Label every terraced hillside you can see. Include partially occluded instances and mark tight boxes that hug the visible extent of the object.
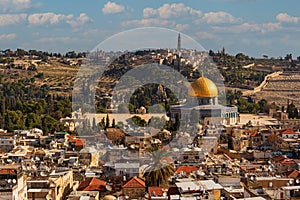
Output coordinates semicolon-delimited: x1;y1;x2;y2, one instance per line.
252;71;300;107
0;58;80;96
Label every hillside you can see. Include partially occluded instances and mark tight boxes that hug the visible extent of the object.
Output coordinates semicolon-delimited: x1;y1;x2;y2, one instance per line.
1;48;300;133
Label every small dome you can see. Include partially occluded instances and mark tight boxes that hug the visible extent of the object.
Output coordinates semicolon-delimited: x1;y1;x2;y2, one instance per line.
188;76;218;98
103;195;117;200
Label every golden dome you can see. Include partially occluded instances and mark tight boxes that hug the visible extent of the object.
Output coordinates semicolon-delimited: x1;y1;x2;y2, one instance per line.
188;76;218;97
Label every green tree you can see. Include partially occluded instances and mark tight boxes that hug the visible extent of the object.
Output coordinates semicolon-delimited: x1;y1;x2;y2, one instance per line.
112;118;116;128
258;99;268;113
99;117;105;129
105;114;110;129
143;149;175;186
287;103;299;119
4;110;24;131
173;114;180;131
92;117;97;128
226;90;235;105
0;99;5;115
127;116;147;127
25;113;38;129
42;115;57;134
285;53;292;61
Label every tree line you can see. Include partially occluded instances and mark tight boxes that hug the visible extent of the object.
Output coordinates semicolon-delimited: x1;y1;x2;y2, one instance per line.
0;78;72;133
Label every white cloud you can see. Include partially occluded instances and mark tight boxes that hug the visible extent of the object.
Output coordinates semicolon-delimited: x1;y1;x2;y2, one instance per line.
201;11;242;24
28;12;73;25
143;3;202;19
0;0;32;12
28;13;92;28
102;1;125;14
0;14;27;26
260;23;282;33
82;29;108;36
212;22;281;34
143;8;158;18
276;13;299;23
37;37;76;43
0;33;17;40
196;32;216;39
121;18;174;27
67;13;92;27
0;12;91;27
175;24;189;31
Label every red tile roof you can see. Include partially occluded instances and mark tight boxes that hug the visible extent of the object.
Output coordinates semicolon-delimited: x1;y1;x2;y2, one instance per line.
175;165;198;174
272;155;287;163
0;169;16;175
288;170;300;179
75;139;84;146
250;131;258;137
281;128;297;135
123;177;145;188
68;135;76;139
281;159;296;165
77;178;106;191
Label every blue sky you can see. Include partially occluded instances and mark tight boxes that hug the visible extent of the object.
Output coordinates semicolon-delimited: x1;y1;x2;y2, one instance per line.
1;0;300;57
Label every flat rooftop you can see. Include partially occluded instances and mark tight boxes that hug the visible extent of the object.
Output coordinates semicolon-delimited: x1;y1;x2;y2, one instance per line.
239;114;278;126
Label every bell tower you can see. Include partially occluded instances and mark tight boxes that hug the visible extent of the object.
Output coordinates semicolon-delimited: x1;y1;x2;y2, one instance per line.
177;33;181;52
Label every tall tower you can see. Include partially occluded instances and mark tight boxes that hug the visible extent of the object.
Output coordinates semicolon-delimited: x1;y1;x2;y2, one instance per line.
177;33;181;52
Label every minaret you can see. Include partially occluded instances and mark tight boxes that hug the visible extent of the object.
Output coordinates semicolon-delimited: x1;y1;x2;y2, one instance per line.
177;33;181;52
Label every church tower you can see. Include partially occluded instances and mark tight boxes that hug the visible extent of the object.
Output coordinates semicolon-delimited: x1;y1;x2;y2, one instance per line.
177;33;181;52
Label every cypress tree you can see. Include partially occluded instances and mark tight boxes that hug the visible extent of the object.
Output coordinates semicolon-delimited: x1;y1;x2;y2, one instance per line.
105;114;110;129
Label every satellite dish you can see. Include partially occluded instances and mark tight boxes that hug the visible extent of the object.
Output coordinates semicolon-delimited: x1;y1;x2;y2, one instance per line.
8;179;12;184
12;179;16;184
106;185;112;191
41;171;47;177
